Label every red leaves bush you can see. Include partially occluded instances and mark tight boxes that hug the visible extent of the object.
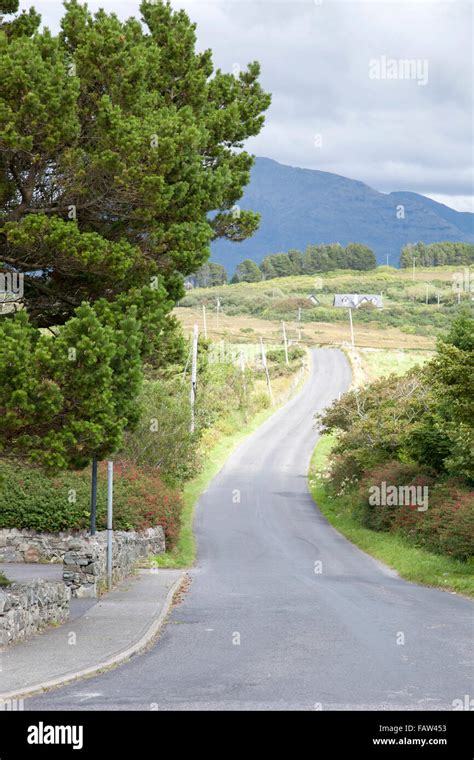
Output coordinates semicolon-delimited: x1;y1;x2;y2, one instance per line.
355;461;474;561
96;461;183;548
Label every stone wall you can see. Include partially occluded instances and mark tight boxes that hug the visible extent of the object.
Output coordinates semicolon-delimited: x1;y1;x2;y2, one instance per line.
0;527;165;598
0;529;84;563
62;527;166;597
0;580;70;647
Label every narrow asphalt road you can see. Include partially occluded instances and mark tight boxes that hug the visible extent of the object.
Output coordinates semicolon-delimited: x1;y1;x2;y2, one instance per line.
28;349;473;710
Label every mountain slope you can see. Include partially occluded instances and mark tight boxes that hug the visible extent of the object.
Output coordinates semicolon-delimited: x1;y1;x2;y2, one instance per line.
211;157;474;271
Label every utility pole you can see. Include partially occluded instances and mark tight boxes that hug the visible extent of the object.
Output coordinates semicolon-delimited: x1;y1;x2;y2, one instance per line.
106;461;113;590
190;324;198;432
282;321;289;365
260;337;274;406
90;457;97;536
202;304;207;339
349;308;355;350
239;349;248;423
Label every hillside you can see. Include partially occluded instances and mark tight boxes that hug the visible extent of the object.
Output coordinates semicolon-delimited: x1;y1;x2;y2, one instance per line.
178;265;473;350
211;158;474;271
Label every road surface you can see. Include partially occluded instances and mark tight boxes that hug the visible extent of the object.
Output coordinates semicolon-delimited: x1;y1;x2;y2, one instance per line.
28;348;473;710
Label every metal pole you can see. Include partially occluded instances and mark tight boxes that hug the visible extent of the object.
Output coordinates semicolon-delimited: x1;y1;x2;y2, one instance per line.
260;337;274;406
349;308;355;349
90;457;97;536
107;461;113;590
202;305;207;339
282;321;289;365
190;323;198;433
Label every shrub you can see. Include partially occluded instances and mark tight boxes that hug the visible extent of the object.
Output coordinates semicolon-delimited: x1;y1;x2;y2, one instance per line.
266;345;305;364
355;461;436;532
0;459;183;548
417;481;474;561
351;463;473;562
118;378;199;485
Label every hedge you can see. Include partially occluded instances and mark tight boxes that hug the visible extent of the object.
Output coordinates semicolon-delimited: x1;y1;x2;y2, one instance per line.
0;460;183;548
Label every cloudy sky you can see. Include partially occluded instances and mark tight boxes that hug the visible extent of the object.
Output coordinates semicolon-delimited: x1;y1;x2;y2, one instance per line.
23;0;473;211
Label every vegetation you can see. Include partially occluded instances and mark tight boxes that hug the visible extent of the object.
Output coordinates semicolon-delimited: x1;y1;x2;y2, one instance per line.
400;242;474;268
0;458;183;547
187;263;227;288
230;242;376;282
316;312;474;564
179;265;474;342
0;0;270;470
309;436;474;597
0;571;11;587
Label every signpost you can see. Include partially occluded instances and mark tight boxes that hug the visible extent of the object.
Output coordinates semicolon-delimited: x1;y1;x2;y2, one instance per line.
190;324;198;432
90;458;97;536
107;461;113;590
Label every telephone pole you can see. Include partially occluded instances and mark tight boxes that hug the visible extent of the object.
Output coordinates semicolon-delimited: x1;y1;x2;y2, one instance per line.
282;321;289;365
348;308;355;350
260;337;274;406
190;324;198;432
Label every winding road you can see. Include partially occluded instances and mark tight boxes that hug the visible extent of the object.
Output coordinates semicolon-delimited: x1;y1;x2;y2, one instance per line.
28;348;473;710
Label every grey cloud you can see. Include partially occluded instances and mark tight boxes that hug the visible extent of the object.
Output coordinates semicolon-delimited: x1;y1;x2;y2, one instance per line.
23;0;473;210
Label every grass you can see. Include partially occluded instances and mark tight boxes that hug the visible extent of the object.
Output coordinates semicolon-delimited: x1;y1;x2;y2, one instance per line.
0;571;11;587
357;347;434;382
151;359;308;568
309;435;474;598
177;263;473;348
176;306;436;351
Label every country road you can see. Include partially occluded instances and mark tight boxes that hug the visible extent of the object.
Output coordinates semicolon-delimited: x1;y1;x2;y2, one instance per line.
28;348;473;711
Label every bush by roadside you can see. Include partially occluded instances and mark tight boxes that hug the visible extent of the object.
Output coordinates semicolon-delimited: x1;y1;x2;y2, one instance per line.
352;462;474;562
0;460;183;549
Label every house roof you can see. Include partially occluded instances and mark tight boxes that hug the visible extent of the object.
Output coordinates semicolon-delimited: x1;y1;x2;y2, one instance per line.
333;293;383;308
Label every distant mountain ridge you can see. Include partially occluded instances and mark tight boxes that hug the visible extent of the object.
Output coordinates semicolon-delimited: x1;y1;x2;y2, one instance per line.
210;157;474;271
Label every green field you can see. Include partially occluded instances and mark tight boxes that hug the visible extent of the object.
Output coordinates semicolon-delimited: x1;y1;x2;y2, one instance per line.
179;265;473;346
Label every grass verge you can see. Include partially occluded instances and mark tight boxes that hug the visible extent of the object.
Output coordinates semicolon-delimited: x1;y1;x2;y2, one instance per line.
151;362;308;569
309;434;474;598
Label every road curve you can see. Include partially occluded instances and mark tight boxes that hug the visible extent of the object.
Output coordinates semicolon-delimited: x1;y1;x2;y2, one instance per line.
29;349;473;710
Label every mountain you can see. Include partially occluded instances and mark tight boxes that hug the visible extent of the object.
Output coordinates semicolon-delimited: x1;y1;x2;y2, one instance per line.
210;157;474;271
